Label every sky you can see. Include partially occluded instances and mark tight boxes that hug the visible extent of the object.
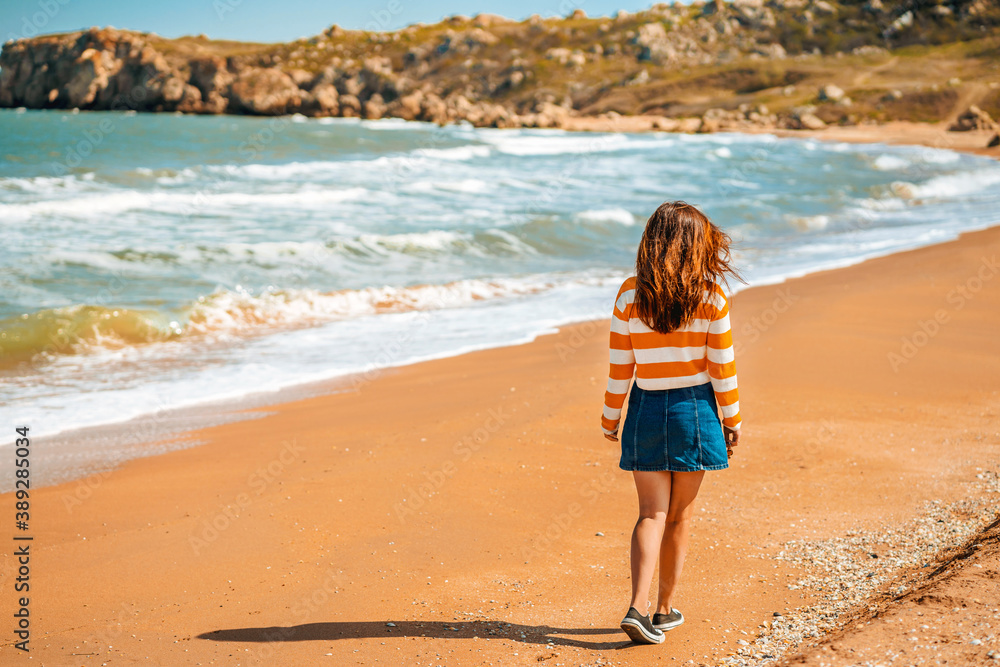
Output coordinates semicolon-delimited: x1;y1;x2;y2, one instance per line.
1;0;675;44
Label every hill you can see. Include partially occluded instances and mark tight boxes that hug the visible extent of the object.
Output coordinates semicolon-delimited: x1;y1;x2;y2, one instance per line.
1;0;998;132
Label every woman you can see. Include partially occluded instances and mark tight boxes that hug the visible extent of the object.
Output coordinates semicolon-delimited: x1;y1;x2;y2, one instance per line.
601;201;743;645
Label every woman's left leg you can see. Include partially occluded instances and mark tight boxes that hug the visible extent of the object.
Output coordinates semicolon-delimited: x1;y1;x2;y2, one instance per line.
628;471;673;613
655;470;705;615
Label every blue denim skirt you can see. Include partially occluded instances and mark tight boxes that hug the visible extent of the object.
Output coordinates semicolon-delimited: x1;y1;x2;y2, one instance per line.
619;382;729;472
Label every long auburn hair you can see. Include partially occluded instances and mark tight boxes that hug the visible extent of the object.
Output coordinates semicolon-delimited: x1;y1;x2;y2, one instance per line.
633;201;743;334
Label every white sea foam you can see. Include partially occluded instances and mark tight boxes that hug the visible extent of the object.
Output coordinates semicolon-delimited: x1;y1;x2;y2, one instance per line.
0;173;94;193
477;129;671;156
353;230;471;254
573;208;637;226
789;214;830;231
209;144;490;181
0;186;371;222
907;170;1000;199
873;154;910;170
403;178;491;194
413;145;491;161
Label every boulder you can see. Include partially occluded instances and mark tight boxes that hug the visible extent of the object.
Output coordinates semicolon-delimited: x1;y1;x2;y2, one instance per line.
472;13;508;28
988;133;999;148
698;116;721;133
811;0;837;15
338;93;362;117
393;90;424;120
313;84;339;112
286;68;314;88
64;48;113;108
949;105;997;132
363;93;387;119
228;67;301;115
652;117;680;131
755;42;786;58
419;93;449;124
797;112;826;129
676;117;703;133
634;22;676;64
175;84;203;113
188;56;233;99
818;84;845;102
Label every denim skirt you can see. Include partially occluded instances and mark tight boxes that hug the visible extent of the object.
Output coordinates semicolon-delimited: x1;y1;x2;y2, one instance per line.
619;382;729;472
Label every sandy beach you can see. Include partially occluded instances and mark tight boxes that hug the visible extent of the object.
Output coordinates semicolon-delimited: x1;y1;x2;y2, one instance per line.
1;204;997;665
563;116;1000;160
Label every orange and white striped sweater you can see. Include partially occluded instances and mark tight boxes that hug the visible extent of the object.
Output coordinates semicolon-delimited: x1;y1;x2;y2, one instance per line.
601;276;741;436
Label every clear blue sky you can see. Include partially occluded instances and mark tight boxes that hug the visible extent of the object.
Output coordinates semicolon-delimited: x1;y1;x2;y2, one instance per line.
2;0;673;44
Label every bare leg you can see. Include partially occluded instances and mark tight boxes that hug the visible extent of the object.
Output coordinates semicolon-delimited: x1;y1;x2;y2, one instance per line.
628;471;672;613
656;470;705;614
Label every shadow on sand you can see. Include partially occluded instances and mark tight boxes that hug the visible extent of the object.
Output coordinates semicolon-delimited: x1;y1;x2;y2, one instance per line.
198;619;634;650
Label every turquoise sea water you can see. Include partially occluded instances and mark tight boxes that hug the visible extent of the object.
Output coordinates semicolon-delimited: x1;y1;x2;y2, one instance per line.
1;109;999;444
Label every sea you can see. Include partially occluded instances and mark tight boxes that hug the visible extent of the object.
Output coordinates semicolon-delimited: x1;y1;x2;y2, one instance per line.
2;109;999;456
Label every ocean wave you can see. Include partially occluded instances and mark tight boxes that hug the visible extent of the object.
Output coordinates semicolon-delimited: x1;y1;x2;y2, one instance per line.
0;304;181;369
402;178;491;194
477;129;673;156
333;228;538;258
413;145;491;161
788;214;830;231
872;155;910;170
0;186;371;222
572;208;637;226
39;226;542;278
0;275;591;367
906;170;1000;199
0;172;95;193
207;144;491;181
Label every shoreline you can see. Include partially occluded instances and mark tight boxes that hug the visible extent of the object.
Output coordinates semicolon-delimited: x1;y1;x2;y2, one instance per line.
560;115;1000;160
10;216;999;489
3;110;999;465
1;224;998;665
7;105;1000;158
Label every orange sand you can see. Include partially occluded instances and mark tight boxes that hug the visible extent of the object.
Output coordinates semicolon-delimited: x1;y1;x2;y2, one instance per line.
1;221;998;665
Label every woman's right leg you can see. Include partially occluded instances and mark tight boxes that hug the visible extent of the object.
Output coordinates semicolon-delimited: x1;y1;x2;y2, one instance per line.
628;470;672;613
655;470;705;615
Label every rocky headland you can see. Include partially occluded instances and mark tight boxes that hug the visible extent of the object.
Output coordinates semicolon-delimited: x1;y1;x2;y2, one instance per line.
1;0;998;140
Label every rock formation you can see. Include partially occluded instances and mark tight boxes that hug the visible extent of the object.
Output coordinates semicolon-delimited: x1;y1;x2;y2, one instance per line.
1;0;997;131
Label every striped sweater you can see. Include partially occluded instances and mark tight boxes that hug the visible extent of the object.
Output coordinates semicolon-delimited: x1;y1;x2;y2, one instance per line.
601;276;742;436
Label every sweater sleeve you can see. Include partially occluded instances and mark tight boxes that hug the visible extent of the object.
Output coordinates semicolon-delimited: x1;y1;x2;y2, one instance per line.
601;281;636;435
706;285;742;431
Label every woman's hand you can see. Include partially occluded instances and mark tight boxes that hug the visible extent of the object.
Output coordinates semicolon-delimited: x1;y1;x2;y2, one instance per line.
604;431;619;442
724;426;740;457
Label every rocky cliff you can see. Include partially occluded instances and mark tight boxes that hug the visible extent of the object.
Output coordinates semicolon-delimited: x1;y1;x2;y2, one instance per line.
1;0;998;130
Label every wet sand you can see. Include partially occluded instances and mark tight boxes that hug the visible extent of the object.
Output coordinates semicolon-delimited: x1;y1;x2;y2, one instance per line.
0;219;998;665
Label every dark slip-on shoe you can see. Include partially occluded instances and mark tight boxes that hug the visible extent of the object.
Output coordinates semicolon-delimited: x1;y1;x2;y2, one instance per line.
620;607;665;645
652;607;684;631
